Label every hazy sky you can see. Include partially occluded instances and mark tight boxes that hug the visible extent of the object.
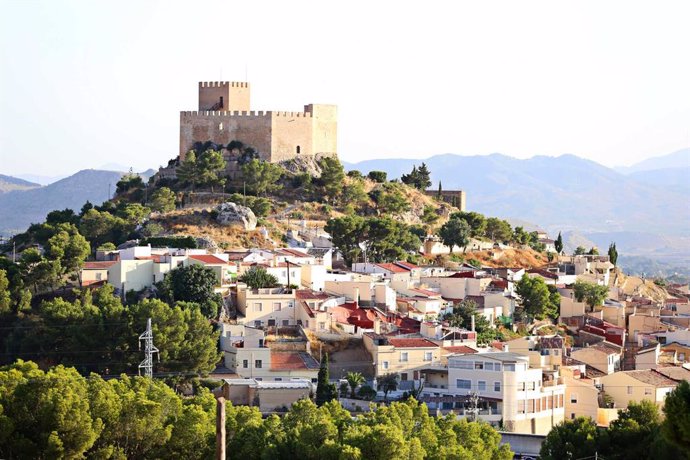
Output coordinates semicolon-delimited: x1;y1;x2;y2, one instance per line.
1;0;689;176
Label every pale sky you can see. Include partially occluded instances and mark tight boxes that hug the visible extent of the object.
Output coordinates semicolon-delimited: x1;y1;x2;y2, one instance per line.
1;0;689;176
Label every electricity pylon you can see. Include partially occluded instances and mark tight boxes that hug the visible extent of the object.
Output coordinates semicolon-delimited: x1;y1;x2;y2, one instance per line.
138;318;159;378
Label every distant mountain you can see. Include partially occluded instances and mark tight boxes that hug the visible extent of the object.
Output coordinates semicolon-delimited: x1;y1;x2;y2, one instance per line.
627;167;690;193
346;152;689;236
616;148;690;174
14;173;68;186
0;175;40;194
0;170;123;236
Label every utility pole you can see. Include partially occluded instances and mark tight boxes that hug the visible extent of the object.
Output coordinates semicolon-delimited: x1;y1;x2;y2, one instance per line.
138;318;159;378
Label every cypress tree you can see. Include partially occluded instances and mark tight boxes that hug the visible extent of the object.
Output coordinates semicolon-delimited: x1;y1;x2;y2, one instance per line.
315;353;337;406
555;232;564;254
437;181;442;199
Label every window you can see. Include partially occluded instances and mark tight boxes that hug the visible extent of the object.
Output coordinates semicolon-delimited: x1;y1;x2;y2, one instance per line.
401;373;408;381
296;145;301;154
267;320;275;327
474;361;484;370
518;400;525;414
400;352;409;362
382;361;389;370
527;381;535;391
571;393;578;403
518;382;526;391
645;387;653;395
282;320;289;326
242;360;248;368
495;363;501;371
273;302;281;311
253;303;262;312
527;399;534;413
95;273;102;281
627;386;633;395
218;122;223;130
275;377;282;381
679;352;686;361
536;398;541;412
478;381;486;391
255;360;262;369
424;352;433;361
504;363;515;372
456;379;471;390
319;322;326;330
254;320;262;327
485;362;494;371
296;319;302;325
559;394;564;407
571;413;576;420
454;361;473;370
288;301;294;308
553;349;560;356
494;381;501;392
282;271;287;277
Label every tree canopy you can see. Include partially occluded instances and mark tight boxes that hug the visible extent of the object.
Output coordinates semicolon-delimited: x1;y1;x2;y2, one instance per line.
515;276;560;320
573;280;609;311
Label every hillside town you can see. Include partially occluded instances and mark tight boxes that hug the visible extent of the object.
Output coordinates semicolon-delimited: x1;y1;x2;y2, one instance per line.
0;77;688;460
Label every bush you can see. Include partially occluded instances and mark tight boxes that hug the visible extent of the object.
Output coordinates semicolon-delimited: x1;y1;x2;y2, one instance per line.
367;170;387;183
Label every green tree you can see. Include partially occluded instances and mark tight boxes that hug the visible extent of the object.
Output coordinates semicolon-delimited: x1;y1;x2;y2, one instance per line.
662;380;690;456
378;373;399;402
369;182;410;216
162;264;222;318
485;217;513;243
241;158;283;196
315;354;337;406
325;215;367;265
421;205;439;225
439;217;471;252
540;417;602;460
79;208;128;248
115;202;151;226
342;177;368;210
0;269;12;315
574;246;587;255
607;400;663;460
608;242;618;266
345;371;365;398
450;211;486;238
45;225;90;281
319;156;346;204
555;232;564;254
515;275;560;320
443;300;495;344
18;248;61;293
573;280;609;312
367;170;387;183
512;226;530;245
197;149;227;192
176;150;200;191
588;246;599;255
363;217;421;263
238;266;279;290
0;361;101;459
150;186;177;213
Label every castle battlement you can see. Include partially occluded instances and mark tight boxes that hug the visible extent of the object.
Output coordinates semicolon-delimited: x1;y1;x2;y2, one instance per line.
198;81;249;88
180;81;336;163
181;110;313;118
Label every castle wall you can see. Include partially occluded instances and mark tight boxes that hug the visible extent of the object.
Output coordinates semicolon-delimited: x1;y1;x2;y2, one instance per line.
198;81;250;112
306;104;338;157
270;111;314;161
179;111;273;160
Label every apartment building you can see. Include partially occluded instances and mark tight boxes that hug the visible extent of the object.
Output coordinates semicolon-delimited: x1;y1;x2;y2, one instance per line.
363;333;442;381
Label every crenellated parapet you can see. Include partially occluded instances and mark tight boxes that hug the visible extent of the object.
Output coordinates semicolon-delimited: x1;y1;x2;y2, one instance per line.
180;110;312;118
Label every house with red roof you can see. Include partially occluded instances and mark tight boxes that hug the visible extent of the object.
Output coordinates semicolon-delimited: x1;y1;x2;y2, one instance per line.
80;261;116;287
188;254;235;284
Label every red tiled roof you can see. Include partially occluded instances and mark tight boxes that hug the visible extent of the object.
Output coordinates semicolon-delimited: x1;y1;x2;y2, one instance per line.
449;271;476;278
394;261;419;270
270;352;320;370
225;251;251;261
410;288;441;297
135;255;163;262
443;345;478;354
295;290;331;300
83;261;117;269
527;268;559;280
189;254;227;265
375;263;409;274
277;248;310;258
388;338;439;348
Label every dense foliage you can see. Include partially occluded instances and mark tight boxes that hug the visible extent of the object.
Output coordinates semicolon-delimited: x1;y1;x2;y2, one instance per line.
157;264;223;319
515;276;560;320
573;279;609;311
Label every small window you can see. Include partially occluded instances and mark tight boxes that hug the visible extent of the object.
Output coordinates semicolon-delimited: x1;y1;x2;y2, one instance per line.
478;381;486;391
474;361;484;370
254;320;262;327
401;373;408;381
95;273;102;281
571;413;576;420
267;319;275;327
242;360;248;368
282;320;289;326
400;352;409;362
275;378;282;381
253;303;263;312
494;381;501;392
382;361;389;370
296;145;301;154
504;363;515;372
627;386;633;395
571;393;578;403
456;379;471;389
485;362;494;371
218;122;223;130
255;360;262;369
319;322;326;330
495;363;501;371
273;302;281;311
424;352;433;361
518;400;525;414
645;387;652;395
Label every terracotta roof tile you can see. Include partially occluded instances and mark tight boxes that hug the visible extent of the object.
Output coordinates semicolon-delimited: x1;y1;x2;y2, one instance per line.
387;338;439;348
375;263;409;274
189;254;227;265
443;346;478;354
83;261;117;269
270;352;320;370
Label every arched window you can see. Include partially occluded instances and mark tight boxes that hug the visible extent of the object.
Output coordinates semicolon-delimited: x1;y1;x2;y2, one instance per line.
296;145;301;154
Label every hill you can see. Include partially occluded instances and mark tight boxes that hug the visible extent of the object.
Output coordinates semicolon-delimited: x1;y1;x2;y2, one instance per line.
627;166;690;193
0;174;40;193
345;153;689;236
0;170;124;236
616;148;690;174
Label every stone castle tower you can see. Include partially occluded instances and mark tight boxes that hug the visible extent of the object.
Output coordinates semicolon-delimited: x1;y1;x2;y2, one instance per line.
179;82;337;162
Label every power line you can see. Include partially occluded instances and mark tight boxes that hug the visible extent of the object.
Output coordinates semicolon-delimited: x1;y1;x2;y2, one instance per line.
138;317;159;378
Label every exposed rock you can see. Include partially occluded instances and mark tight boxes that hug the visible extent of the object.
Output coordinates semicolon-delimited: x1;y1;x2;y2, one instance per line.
195;235;219;250
279;156;323;178
215;202;257;230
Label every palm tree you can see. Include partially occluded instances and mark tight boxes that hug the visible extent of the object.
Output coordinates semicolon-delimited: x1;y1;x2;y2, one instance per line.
346;371;365;398
378;373;399;403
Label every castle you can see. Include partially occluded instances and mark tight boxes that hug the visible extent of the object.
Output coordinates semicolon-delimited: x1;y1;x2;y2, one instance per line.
179;82;338;163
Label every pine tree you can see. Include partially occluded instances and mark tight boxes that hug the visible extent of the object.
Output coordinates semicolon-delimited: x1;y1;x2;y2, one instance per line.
315;353;337;406
555;232;564;254
437;181;442;199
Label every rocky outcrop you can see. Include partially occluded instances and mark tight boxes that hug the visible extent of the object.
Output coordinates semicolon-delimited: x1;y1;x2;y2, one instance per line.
215;202;257;230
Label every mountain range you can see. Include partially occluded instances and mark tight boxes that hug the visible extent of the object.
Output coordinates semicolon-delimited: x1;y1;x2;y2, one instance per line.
0;174;40;193
0;170;124;236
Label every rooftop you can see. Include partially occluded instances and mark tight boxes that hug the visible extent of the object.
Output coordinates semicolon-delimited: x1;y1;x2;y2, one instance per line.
83;261;117;269
270;352;320;371
189;254;228;265
619;369;678;387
